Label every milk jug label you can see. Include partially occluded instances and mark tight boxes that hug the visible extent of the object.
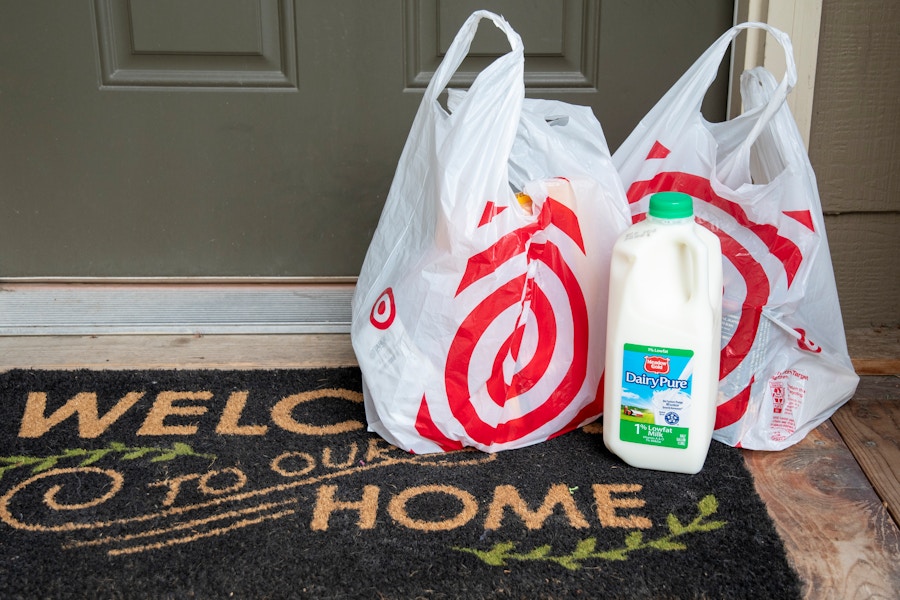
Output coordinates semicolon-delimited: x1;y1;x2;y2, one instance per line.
619;343;693;449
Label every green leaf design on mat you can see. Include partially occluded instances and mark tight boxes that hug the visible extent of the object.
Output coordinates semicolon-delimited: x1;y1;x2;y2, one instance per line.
455;494;727;571
0;442;216;480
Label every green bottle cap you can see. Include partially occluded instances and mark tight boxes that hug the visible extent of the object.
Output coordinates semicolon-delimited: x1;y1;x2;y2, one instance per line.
648;192;693;219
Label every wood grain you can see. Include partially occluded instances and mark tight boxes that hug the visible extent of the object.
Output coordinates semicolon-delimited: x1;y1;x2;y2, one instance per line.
0;334;359;371
2;329;894;372
846;327;900;376
743;420;900;599
830;376;900;526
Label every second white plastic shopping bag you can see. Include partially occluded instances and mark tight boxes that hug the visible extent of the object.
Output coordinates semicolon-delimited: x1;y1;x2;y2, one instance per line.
613;23;859;450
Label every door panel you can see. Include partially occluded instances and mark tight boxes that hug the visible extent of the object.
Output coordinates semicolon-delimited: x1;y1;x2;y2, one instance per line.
97;0;297;88
0;1;732;278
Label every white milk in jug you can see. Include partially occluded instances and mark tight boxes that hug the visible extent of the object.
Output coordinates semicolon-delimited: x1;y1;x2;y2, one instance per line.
603;192;723;474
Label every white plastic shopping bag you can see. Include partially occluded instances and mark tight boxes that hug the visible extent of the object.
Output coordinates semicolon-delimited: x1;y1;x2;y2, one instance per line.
351;11;630;453
613;22;859;450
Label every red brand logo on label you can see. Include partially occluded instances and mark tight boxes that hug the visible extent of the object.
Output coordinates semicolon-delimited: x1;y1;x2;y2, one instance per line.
644;356;670;374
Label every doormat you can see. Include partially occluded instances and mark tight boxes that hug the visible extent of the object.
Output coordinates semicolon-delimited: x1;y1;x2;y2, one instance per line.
0;369;801;599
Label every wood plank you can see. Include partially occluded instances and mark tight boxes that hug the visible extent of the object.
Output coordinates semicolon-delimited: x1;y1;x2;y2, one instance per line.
0;334;359;371
853;359;900;377
1;326;893;372
743;419;900;599
845;327;900;376
830;376;900;526
840;373;900;402
832;400;900;526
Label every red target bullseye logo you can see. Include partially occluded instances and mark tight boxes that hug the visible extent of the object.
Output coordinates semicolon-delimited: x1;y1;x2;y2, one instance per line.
415;196;592;450
625;162;810;431
370;288;396;330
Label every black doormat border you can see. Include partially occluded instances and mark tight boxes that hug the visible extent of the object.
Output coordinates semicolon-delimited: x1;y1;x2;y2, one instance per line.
0;368;801;599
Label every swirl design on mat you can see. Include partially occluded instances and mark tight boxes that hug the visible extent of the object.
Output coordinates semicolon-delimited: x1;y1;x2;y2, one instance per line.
417;189;590;449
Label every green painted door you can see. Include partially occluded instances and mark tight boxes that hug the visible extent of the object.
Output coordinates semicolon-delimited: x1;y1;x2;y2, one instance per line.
0;1;733;278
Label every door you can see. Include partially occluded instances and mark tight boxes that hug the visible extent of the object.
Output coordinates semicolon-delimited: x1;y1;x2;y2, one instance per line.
0;1;733;331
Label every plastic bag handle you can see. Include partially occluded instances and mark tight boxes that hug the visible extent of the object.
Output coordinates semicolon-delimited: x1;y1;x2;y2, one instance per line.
717;23;797;171
424;10;524;105
696;22;797;109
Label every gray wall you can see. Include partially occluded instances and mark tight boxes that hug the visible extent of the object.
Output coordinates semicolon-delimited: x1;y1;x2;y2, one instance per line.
810;0;900;328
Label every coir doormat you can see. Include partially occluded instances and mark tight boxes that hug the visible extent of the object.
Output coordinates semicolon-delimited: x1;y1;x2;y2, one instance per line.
0;369;801;599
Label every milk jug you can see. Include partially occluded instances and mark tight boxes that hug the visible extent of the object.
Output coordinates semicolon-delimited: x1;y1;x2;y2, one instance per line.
603;192;723;474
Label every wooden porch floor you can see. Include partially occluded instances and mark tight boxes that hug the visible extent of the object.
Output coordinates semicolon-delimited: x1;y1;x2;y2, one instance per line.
1;327;897;598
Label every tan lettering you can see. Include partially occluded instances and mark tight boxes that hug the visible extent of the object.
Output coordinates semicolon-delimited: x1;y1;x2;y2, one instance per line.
149;473;201;507
148;467;247;507
388;485;478;531
592;484;652;529
484;484;589;530
365;437;396;463
270;451;316;478
215;391;268;435
198;467;247;496
18;391;144;439
271;389;364;435
321;443;359;469
137;391;213;436
311;484;379;531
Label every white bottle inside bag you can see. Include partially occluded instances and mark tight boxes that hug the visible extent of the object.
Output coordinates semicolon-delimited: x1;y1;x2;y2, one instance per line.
603;192;723;474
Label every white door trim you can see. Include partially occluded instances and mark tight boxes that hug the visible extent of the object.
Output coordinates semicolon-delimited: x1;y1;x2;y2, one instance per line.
731;0;823;148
